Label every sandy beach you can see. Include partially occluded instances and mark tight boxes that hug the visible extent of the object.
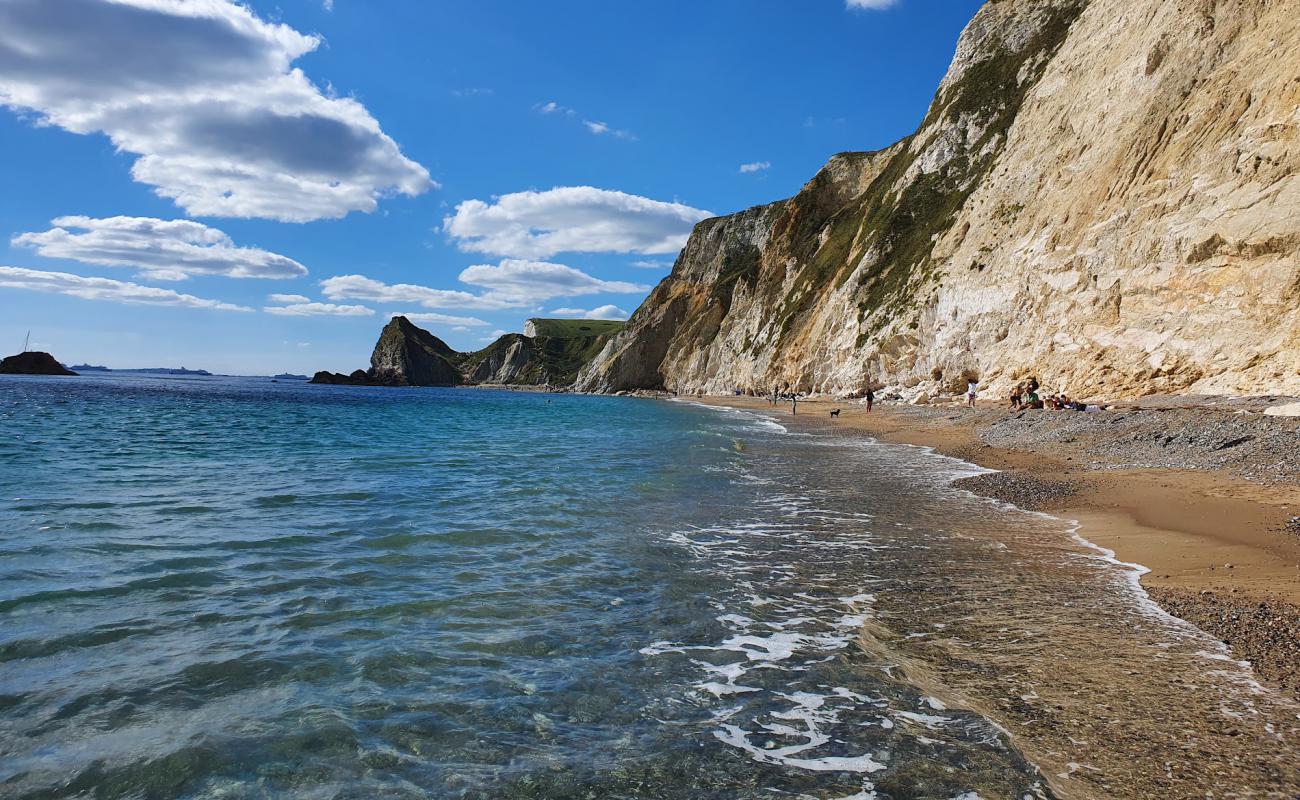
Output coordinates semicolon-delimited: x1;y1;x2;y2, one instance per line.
697;394;1300;699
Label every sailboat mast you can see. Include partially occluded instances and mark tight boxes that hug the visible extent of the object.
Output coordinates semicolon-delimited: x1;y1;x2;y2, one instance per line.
23;330;30;352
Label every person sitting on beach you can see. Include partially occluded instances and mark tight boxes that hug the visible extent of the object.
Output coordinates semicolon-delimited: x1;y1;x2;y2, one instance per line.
1009;384;1023;410
1025;390;1044;410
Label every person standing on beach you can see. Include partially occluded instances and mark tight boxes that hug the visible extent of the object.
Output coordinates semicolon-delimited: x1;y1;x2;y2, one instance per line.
967;378;979;408
865;387;875;413
791;395;798;415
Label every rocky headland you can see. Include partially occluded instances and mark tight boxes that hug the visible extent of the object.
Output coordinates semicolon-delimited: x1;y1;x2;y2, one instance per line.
0;351;77;376
311;315;624;388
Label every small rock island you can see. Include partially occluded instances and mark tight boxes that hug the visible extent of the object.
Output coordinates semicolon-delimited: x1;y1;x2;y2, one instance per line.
0;351;78;376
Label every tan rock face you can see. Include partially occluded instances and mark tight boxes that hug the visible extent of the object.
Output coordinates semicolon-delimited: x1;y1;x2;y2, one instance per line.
578;0;1300;399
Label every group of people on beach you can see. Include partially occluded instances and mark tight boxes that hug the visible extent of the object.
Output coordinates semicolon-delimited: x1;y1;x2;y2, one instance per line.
1009;377;1087;411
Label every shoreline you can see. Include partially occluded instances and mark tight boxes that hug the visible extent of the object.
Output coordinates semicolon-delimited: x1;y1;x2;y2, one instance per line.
694;395;1300;700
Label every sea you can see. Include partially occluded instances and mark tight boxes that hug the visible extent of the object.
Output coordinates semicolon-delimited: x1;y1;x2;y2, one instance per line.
1;374;1297;799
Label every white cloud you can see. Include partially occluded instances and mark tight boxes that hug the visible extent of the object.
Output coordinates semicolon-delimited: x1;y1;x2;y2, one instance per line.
739;161;771;174
846;0;898;9
0;265;250;311
385;311;490;327
583;120;634;139
451;87;493;98
631;259;673;270
536;101;574;116
321;274;518;311
264;302;373;317
458;259;648;304
268;293;311;303
0;0;431;222
13;216;308;281
536;101;631;137
444;187;711;259
323;259;648;313
549;304;629;320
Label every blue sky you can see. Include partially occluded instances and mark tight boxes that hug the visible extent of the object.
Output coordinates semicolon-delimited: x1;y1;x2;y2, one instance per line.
0;0;983;375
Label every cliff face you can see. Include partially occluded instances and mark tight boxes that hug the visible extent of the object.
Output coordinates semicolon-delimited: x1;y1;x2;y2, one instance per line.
312;316;461;386
460;328;623;386
369;316;462;386
577;0;1300;399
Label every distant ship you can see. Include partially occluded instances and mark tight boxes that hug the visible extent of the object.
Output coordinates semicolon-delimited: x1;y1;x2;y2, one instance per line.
273;373;309;380
69;364;110;371
127;367;214;376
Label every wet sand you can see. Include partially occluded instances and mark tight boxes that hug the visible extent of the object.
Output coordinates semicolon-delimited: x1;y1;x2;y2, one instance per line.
697;395;1300;699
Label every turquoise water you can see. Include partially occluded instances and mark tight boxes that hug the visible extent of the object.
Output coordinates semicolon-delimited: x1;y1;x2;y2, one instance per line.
2;375;1297;799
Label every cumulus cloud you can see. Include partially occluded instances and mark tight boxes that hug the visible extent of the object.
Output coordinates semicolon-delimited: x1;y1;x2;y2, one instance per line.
0;0;431;221
264;302;373;316
323;259;648;312
549;304;629;320
444;187;711;259
385;311;490;327
739;161;771;174
458;259;647;304
13;216;308;281
321;274;518;311
0;265;250;311
268;293;311;303
631;259;673;270
846;0;898;9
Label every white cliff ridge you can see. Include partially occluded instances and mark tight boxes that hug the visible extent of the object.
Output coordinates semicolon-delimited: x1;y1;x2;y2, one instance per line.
577;0;1299;399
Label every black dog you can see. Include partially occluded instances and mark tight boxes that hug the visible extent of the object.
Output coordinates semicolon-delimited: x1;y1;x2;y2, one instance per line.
830;409;841;418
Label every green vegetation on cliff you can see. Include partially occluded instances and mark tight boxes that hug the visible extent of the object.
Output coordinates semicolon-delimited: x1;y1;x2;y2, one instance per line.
525;319;626;339
462;328;621;386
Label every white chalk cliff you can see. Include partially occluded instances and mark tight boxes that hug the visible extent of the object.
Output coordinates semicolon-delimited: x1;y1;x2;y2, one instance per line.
577;0;1300;399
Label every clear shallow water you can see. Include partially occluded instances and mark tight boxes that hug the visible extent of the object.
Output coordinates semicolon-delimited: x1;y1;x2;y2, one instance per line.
0;376;1297;799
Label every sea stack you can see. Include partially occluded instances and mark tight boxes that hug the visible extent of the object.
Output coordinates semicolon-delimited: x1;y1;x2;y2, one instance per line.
310;316;462;386
0;352;77;376
368;316;462;386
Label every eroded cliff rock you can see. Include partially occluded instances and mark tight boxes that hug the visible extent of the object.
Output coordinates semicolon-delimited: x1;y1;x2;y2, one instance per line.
369;316;462;386
577;0;1300;399
311;316;461;386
